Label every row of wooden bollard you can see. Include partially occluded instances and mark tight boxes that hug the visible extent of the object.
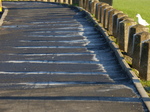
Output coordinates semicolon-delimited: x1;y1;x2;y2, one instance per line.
2;0;150;81
77;0;150;81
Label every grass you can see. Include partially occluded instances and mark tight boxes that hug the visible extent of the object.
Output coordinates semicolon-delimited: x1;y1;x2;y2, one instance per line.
113;0;150;95
141;80;150;96
113;0;150;29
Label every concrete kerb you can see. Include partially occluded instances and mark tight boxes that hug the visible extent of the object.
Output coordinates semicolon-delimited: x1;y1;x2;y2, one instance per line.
68;5;150;112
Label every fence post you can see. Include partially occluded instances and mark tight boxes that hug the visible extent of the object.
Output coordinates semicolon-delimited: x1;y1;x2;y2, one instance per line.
116;16;130;42
89;0;99;15
98;2;108;23
118;19;136;52
107;9;122;35
72;0;79;6
100;0;113;5
95;2;102;21
85;0;90;11
127;24;149;57
103;7;113;30
79;0;84;7
139;39;150;81
101;4;110;26
65;0;69;4
132;32;150;70
112;13;127;38
68;0;72;4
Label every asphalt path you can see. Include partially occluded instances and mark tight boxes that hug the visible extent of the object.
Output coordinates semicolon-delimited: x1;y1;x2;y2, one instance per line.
0;1;147;112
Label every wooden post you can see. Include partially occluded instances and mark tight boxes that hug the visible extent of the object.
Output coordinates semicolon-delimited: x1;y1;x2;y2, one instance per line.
101;4;110;26
116;16;130;42
127;24;149;57
132;32;150;70
107;9;122;35
89;0;99;15
95;2;102;21
98;3;108;23
68;0;72;4
85;0;90;11
112;13;127;38
79;0;84;7
100;0;113;5
72;0;79;6
139;39;150;81
103;7;113;30
118;19;136;52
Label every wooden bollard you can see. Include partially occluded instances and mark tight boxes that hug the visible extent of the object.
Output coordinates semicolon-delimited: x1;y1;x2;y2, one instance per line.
79;0;84;7
101;5;110;26
139;39;150;81
93;0;100;15
89;0;99;15
51;0;55;2
85;0;90;11
113;13;127;38
100;0;113;5
127;24;149;57
68;0;72;4
118;19;136;52
132;32;150;70
95;2;108;22
65;0;69;4
103;7;113;29
98;3;108;23
72;0;79;6
95;2;102;21
107;9;122;35
116;16;131;41
83;0;86;9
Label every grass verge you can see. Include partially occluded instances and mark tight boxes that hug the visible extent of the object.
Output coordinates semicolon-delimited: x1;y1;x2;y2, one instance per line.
113;0;150;29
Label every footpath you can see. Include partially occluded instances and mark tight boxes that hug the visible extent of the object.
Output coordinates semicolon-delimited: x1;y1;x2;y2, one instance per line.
0;1;148;112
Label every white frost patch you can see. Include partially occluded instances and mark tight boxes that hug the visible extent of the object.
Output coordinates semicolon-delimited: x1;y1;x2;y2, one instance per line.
96;85;131;92
91;54;99;62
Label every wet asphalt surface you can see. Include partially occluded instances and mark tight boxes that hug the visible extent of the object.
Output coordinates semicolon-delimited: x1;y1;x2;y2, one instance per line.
0;1;147;112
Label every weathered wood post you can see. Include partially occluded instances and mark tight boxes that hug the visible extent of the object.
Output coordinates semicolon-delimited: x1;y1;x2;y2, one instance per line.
89;0;99;15
112;13;127;38
95;2;102;21
132;32;150;70
65;0;69;4
127;24;149;57
83;0;86;9
85;0;90;11
107;9;122;35
103;7;113;30
100;0;113;5
116;16;130;42
68;0;72;4
98;2;108;23
118;19;136;52
139;39;150;81
72;0;79;6
79;0;84;7
101;4;110;26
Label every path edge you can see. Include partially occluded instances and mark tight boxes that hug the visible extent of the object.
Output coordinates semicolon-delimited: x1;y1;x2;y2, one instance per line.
66;5;150;112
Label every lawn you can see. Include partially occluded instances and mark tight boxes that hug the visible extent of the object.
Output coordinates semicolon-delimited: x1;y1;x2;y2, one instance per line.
113;0;150;29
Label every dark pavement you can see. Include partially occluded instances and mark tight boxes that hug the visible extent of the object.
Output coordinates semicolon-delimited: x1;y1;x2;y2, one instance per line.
0;1;147;112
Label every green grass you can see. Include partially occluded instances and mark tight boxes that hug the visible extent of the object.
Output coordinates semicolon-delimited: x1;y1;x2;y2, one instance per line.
141;80;150;96
113;0;150;29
